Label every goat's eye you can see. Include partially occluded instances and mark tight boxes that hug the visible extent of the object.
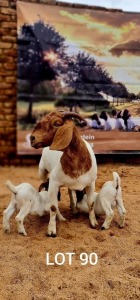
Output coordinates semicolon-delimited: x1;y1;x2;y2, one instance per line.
53;121;61;127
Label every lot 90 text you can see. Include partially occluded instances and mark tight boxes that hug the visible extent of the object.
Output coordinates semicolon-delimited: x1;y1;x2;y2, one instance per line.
46;252;98;266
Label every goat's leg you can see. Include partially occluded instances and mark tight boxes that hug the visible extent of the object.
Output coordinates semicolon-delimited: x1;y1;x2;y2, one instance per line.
69;190;85;214
85;183;98;228
39;159;49;182
3;200;16;233
15;203;31;236
47;184;60;237
68;189;78;214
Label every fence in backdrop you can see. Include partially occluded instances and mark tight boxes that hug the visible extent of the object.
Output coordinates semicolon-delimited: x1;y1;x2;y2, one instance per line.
17;1;140;155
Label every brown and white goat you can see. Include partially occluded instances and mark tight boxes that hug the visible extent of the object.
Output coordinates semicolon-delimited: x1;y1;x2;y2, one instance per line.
30;111;97;237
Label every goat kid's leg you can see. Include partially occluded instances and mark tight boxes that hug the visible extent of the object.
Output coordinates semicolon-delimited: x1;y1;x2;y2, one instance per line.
117;199;126;228
15;203;31;236
57;209;66;222
101;209;114;230
86;184;98;228
3;201;16;233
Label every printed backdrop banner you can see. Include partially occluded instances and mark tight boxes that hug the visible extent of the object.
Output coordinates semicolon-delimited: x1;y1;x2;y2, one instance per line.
17;1;140;154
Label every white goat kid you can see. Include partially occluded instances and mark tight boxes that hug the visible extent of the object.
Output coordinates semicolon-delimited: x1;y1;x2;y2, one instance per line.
77;172;126;229
3;180;65;236
30;111;97;237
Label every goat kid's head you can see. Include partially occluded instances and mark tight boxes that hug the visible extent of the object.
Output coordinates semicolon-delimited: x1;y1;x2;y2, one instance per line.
30;111;86;151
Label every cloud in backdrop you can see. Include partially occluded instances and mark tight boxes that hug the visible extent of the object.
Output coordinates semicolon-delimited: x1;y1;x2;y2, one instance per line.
17;1;140;93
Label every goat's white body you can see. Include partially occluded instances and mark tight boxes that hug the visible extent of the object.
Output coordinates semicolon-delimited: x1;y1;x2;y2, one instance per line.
39;140;97;191
77;172;126;229
3;181;65;236
39;147;63;181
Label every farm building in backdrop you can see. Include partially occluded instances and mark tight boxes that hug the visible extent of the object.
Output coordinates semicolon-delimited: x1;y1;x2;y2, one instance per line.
17;1;140;154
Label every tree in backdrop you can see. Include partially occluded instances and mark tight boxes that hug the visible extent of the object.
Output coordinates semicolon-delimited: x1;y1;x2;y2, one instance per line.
60;51;131;110
136;92;140;101
128;92;137;101
18;20;66;122
18;20;132;119
61;52;113;108
109;82;129;105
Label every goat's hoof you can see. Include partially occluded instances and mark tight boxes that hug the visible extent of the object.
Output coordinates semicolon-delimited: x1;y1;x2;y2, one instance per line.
72;208;79;215
46;233;57;238
47;224;57;237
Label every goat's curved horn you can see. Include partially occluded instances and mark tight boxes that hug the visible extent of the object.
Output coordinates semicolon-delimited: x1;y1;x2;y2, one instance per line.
61;111;87;123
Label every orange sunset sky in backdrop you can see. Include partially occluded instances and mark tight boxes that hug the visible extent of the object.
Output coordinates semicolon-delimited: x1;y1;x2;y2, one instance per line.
17;1;140;94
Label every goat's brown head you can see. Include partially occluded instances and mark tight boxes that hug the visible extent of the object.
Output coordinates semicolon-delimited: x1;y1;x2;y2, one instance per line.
30;111;87;151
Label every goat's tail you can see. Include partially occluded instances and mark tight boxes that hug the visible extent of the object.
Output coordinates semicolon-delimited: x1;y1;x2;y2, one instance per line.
6;180;17;194
113;172;121;190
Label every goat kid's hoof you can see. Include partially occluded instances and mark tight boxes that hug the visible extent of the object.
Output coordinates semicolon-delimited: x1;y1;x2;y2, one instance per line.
46;232;57;238
90;219;98;228
90;223;98;229
119;224;124;229
3;227;11;233
18;231;27;236
58;216;66;222
119;219;125;228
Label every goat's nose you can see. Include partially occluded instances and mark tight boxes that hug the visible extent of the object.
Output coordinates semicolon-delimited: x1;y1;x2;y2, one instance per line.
30;135;35;142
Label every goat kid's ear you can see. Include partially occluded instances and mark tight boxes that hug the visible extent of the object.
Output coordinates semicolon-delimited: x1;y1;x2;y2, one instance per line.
50;121;74;151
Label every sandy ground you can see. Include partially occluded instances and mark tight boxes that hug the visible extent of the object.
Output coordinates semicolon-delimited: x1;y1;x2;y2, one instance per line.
0;164;140;300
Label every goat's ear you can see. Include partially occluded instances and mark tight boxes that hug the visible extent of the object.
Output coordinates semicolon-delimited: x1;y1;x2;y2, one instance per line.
50;121;74;151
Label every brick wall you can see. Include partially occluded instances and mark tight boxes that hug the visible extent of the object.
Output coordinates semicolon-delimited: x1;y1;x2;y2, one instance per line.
0;0;55;165
0;0;139;165
0;0;17;164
